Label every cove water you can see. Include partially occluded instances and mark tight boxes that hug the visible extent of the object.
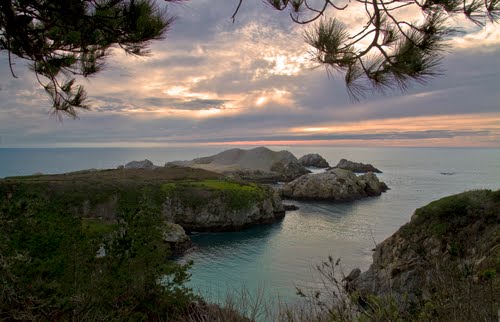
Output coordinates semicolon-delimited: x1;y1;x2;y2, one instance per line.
1;146;499;304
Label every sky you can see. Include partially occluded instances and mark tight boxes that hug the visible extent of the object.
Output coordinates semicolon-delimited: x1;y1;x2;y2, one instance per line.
0;0;499;148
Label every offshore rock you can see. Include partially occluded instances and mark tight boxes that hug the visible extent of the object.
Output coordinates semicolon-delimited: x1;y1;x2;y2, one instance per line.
281;168;388;201
298;153;330;168
333;159;382;173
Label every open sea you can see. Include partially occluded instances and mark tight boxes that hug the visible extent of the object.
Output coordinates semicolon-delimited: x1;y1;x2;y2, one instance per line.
1;146;499;305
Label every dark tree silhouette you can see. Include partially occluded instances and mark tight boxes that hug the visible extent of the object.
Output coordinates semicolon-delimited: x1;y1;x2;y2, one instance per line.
0;0;179;118
233;0;499;100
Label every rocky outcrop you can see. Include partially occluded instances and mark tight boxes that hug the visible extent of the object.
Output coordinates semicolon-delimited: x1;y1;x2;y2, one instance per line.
347;189;500;307
333;159;381;173
162;182;285;232
269;159;311;181
298;153;329;168
281;168;388;201
123;159;156;169
162;222;193;256
166;147;309;183
283;204;299;211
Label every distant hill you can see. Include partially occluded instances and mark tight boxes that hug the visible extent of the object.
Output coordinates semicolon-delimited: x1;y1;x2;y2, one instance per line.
167;146;309;182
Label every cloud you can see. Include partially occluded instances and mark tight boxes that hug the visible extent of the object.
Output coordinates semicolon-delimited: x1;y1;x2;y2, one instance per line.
0;0;499;147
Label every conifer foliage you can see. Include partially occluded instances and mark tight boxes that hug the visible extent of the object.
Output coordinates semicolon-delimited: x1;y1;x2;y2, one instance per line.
234;0;499;100
0;0;177;118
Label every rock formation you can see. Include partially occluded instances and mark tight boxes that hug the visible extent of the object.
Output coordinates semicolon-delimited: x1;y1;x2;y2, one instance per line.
123;159;156;169
281;168;388;201
166;147;309;182
162;181;285;232
347;189;500;308
333;159;382;173
298;153;330;168
162;222;194;255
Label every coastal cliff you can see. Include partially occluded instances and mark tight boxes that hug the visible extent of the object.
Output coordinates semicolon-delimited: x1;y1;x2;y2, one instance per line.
0;167;285;235
162;180;284;231
348;189;500;319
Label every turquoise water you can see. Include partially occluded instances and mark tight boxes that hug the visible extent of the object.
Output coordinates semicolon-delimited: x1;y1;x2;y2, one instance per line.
1;146;499;304
178;147;500;303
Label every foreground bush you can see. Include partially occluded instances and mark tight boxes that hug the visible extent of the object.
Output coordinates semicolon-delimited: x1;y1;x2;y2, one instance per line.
0;188;193;321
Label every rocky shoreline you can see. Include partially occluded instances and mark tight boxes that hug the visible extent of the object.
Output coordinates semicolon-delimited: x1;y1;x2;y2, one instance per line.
3;147;390;257
3;147;498;321
346;189;500;311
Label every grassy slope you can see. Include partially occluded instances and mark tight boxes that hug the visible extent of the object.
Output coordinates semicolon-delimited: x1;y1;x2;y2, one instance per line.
400;189;500;258
162;179;267;211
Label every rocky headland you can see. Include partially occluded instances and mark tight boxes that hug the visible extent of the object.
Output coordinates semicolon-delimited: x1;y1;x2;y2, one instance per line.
333;158;382;173
346;189;500;314
281;168;388;201
166;146;310;183
0;166;286;255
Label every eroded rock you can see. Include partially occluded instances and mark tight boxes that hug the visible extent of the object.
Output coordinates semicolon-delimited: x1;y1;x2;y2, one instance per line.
298;153;330;168
333;159;382;173
281;168;388;201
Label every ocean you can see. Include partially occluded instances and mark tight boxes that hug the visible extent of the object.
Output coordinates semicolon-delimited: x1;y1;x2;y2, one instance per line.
1;146;499;304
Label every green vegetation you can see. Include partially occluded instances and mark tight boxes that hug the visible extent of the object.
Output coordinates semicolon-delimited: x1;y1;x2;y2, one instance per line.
0;167;223;218
162;179;267;211
81;218;118;237
403;189;499;238
0;182;194;320
1;169;497;321
1;0;173;117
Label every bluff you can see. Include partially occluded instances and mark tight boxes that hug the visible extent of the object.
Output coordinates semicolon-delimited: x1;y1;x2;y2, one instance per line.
161;180;283;232
348;189;500;318
0;167;285;237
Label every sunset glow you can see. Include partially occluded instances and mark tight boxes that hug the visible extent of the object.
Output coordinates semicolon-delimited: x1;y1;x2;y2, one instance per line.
0;1;498;148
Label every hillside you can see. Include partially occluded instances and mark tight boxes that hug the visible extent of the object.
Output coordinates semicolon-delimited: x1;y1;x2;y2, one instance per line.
0;167;285;231
0;166;286;320
167;146;309;182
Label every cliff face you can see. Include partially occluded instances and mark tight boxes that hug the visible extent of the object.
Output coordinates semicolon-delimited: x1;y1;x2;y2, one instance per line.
349;190;500;307
161;180;285;231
